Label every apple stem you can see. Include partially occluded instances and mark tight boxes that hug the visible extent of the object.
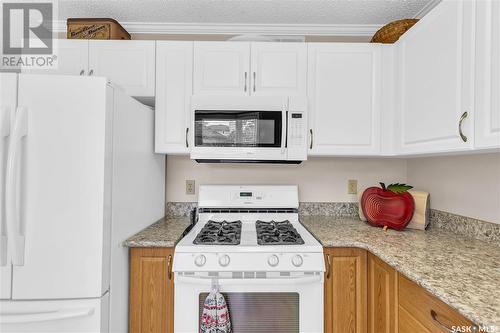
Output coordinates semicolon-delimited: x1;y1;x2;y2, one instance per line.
383;226;388;232
379;182;387;190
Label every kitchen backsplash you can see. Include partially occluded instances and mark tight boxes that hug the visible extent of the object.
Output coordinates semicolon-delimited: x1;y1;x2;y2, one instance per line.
166;202;500;243
428;209;500;243
165;202;359;218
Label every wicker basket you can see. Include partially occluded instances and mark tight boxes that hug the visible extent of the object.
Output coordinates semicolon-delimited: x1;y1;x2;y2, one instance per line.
371;19;419;44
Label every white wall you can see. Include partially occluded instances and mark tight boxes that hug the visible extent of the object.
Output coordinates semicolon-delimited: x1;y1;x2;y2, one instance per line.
406;153;500;224
166;156;407;202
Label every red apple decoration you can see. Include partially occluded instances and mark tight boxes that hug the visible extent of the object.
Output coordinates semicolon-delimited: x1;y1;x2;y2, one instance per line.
361;183;415;231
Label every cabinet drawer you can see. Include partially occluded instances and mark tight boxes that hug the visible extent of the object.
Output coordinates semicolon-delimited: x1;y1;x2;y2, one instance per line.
399;274;473;332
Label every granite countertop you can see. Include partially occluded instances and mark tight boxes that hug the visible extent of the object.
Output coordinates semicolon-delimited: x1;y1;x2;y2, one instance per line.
124;215;500;330
300;216;500;330
124;217;191;247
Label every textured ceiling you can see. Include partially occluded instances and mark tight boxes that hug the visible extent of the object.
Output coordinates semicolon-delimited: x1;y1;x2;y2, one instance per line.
58;0;433;25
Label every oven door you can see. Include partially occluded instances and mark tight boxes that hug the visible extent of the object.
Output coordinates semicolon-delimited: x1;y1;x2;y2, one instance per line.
174;274;323;333
190;97;288;162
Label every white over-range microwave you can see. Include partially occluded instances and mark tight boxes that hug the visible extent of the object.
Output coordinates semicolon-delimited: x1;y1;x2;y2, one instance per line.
190;96;308;163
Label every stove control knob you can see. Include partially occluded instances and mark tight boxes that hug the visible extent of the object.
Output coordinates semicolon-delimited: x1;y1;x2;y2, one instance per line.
268;255;279;267
218;254;230;267
292;255;303;267
194;255;206;267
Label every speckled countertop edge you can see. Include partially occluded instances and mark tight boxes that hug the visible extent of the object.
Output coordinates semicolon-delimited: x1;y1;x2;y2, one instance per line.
300;216;500;331
123;217;191;247
124;215;500;330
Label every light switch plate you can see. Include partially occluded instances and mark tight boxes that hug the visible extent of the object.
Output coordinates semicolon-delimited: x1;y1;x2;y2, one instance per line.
347;179;358;194
186;180;195;195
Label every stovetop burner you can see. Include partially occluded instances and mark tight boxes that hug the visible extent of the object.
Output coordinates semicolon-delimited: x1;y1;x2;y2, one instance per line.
193;220;242;245
256;220;305;245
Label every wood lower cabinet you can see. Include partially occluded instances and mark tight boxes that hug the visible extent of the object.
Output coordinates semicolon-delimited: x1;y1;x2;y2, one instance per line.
367;253;398;333
129;247;174;333
324;248;367;333
398;274;473;333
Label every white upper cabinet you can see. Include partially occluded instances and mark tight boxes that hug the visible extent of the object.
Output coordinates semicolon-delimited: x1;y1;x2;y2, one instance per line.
395;0;475;155
89;40;156;97
475;0;500;149
193;42;307;97
22;39;88;75
308;43;381;155
194;42;250;96
155;41;193;154
250;43;306;96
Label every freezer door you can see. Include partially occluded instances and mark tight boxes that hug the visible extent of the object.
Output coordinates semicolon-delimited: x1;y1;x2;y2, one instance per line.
0;293;109;332
10;75;111;299
0;74;17;299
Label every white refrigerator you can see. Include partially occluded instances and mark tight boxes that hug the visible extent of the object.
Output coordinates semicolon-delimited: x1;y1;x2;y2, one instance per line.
0;73;165;332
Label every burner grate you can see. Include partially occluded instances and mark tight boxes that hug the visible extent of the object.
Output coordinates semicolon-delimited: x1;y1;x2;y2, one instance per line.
256;220;305;245
193;220;242;245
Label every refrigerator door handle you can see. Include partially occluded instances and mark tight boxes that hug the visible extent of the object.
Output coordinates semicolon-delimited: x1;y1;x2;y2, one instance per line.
0;307;95;324
5;106;28;266
0;106;11;267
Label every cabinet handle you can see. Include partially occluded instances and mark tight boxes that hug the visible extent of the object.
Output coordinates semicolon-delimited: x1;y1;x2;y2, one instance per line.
430;310;454;333
459;111;468;142
244;72;247;92
325;254;331;279
253;72;256;92
309;129;313;149
88;69;94;76
185;127;189;148
167;254;173;280
79;69;85;76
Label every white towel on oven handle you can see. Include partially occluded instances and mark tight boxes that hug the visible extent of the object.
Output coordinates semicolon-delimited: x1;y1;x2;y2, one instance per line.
200;280;231;333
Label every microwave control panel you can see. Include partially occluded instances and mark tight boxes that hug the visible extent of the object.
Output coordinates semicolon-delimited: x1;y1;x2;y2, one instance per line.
287;107;308;161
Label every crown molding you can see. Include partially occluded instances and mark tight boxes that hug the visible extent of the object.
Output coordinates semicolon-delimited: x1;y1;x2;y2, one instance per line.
413;0;441;19
54;20;383;37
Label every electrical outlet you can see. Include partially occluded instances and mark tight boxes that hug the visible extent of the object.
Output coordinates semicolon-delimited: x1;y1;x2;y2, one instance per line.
347;179;358;194
186;180;195;195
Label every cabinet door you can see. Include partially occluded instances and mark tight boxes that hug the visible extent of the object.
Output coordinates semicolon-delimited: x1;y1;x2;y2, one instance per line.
324;248;367;333
89;40;155;97
155;41;193;154
22;39;88;75
475;0;500;148
396;0;475;154
398;274;474;333
250;42;306;96
129;248;174;333
367;253;398;333
308;44;381;155
193;42;250;96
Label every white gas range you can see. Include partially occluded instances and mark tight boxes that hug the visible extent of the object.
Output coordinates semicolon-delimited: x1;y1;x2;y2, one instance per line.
174;185;324;333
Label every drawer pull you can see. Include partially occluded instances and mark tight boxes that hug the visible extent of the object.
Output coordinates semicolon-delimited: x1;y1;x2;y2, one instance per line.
167;254;173;280
430;310;453;333
309;129;313;149
325;254;331;279
459;111;468;142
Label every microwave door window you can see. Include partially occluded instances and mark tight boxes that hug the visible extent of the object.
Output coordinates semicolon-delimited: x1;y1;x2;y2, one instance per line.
195;111;282;147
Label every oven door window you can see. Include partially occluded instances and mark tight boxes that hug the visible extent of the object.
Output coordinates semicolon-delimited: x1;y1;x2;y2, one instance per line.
194;110;282;147
199;292;299;333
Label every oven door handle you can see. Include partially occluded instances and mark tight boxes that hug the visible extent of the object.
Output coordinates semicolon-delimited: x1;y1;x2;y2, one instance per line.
175;275;322;286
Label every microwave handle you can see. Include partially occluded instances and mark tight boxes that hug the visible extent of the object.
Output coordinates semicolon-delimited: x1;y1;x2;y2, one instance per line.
285;111;289;148
281;109;287;149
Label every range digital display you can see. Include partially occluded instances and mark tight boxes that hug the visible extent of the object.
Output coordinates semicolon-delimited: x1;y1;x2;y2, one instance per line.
239;192;253;197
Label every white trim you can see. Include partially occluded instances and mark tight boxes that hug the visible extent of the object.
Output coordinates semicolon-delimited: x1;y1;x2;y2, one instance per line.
413;0;442;19
54;20;383;36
